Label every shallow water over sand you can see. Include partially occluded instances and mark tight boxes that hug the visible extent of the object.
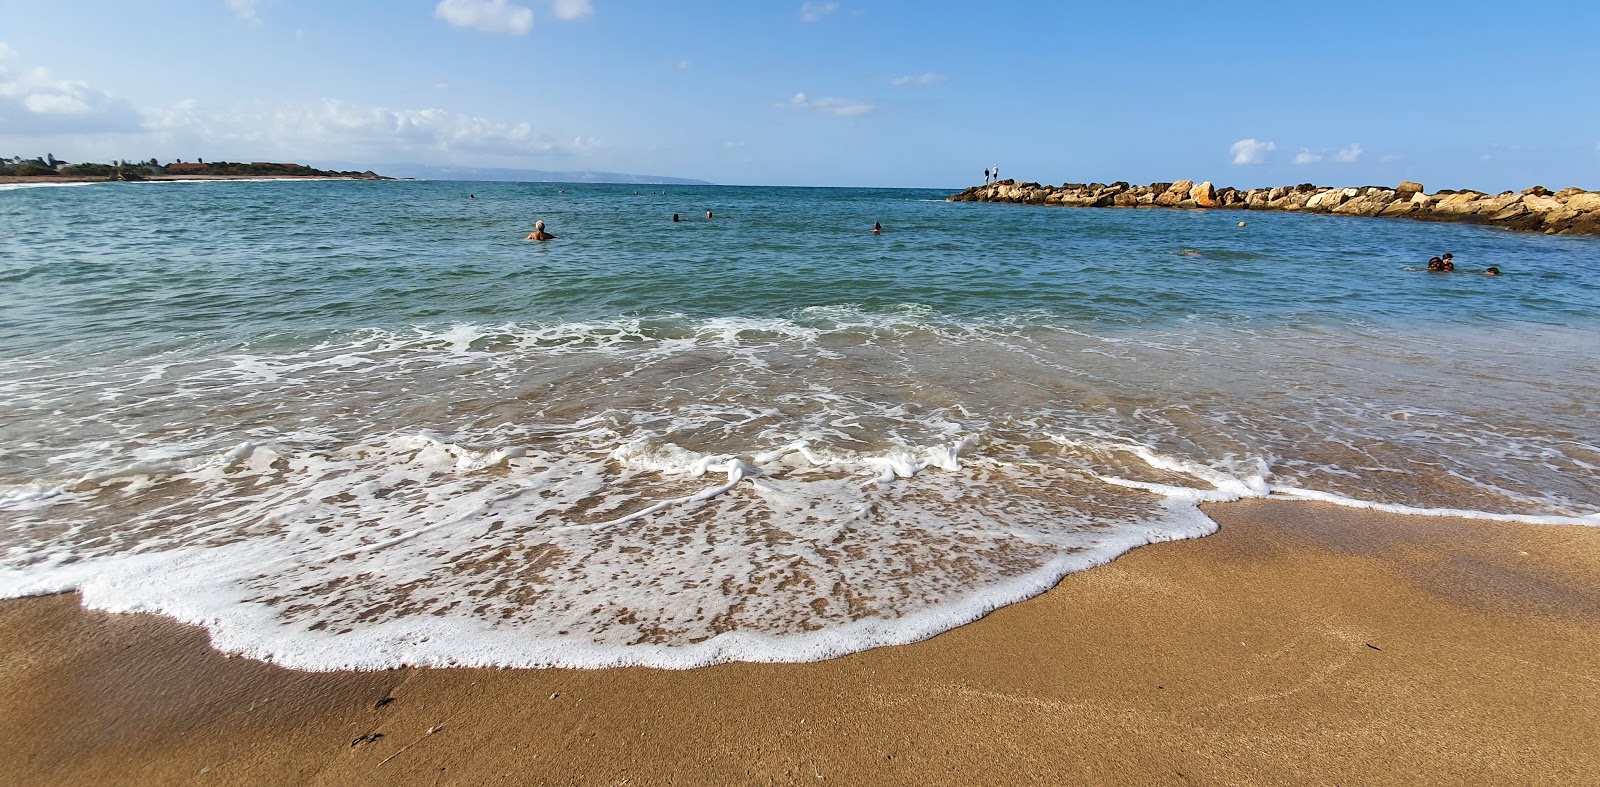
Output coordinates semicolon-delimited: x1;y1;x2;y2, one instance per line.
1;180;1596;668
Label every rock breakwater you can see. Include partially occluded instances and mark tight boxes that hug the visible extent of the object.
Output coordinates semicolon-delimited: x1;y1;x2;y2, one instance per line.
948;179;1600;236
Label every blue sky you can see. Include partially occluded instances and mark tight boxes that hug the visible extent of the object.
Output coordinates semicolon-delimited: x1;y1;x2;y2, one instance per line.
2;1;1597;189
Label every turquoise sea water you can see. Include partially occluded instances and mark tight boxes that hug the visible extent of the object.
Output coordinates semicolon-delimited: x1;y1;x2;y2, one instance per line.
2;179;1598;669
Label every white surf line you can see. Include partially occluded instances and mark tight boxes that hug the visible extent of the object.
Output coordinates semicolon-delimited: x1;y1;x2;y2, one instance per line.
1071;435;1600;527
1268;486;1600;527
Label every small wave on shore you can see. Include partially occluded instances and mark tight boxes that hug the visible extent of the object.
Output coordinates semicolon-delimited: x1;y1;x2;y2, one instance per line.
1;313;1596;670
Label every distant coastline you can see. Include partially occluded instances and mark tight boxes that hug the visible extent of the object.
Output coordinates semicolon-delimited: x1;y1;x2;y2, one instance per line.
1;156;391;185
951;179;1600;236
0;173;391;185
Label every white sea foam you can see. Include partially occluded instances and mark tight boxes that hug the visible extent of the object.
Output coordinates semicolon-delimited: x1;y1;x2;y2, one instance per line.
3;313;1598;670
0;181;102;191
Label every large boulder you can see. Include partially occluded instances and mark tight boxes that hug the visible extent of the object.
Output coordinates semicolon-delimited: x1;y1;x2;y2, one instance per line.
1487;202;1530;223
1563;192;1600;212
1522;193;1565;213
1379;200;1419;217
1155;179;1194;206
1334;190;1396;216
1539;208;1582;233
1190;180;1217;207
1472;192;1521;215
1306;189;1348;211
1557;212;1600;235
1113;191;1140;207
1396;180;1425;196
1430;192;1486;216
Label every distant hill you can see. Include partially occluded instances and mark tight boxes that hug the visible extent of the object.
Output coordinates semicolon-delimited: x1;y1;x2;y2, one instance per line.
365;164;712;185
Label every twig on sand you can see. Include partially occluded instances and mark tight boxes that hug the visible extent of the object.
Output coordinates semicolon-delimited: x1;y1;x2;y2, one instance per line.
377;724;445;767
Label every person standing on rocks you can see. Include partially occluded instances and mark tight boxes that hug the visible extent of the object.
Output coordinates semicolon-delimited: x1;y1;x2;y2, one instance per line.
993;165;999;183
984;168;990;184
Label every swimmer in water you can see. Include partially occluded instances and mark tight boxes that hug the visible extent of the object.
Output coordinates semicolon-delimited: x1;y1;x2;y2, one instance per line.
672;213;680;222
706;210;714;219
525;219;556;241
872;222;882;233
1485;266;1500;276
1427;256;1444;271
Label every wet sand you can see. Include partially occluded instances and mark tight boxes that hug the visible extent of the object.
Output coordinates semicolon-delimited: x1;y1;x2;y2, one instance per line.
3;499;1598;785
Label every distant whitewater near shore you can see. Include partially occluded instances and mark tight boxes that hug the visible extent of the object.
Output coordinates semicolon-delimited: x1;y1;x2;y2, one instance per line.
360;163;713;185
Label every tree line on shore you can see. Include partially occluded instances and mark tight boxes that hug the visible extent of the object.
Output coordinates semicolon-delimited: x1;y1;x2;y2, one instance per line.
0;154;379;180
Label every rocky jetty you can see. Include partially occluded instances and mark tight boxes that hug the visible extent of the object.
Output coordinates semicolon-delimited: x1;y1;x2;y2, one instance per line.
948;179;1600;236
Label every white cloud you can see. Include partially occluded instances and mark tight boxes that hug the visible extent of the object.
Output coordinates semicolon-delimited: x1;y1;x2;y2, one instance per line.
435;0;534;35
226;0;259;24
137;98;578;164
891;72;947;88
0;42;12;59
778;91;874;117
800;2;838;22
1230;138;1275;165
1334;143;1363;163
551;0;593;20
1293;150;1322;165
0;58;143;133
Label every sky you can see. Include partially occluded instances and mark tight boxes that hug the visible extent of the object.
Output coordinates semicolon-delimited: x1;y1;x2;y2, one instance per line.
2;1;1598;190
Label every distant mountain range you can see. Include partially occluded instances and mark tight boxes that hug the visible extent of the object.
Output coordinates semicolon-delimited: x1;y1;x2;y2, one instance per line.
351;164;712;185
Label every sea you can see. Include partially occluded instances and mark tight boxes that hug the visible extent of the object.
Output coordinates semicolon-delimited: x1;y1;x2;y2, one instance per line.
1;179;1597;670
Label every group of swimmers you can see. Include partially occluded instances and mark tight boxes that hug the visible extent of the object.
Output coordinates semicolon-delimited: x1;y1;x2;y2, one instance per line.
1427;252;1500;275
527;213;885;241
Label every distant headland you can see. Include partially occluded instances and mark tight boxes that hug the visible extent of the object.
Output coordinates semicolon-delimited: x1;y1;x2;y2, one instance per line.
950;179;1600;236
0;155;390;184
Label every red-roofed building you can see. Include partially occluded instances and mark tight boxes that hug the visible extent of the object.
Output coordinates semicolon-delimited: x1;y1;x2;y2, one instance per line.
166;162;208;172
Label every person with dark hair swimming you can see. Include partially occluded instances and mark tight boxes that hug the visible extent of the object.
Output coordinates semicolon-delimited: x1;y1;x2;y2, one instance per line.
1427;256;1444;271
1441;252;1455;272
1486;266;1501;276
872;222;882;234
672;213;680;223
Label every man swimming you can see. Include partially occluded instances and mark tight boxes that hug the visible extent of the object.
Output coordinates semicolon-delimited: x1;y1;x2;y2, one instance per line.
525;219;556;241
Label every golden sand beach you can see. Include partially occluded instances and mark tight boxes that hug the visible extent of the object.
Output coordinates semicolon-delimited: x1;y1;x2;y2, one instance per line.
3;499;1597;786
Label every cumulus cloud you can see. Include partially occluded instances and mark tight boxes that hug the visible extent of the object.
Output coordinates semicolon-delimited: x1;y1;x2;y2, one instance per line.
551;0;593;20
0;55;143;134
142;99;569;160
226;0;260;24
435;0;534;35
1293;150;1322;165
891;72;947;88
800;2;838;22
1334;143;1363;163
1230;138;1275;165
778;91;874;117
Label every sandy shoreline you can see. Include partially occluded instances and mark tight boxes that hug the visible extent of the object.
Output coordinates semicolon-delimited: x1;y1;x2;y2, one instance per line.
3;499;1597;785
